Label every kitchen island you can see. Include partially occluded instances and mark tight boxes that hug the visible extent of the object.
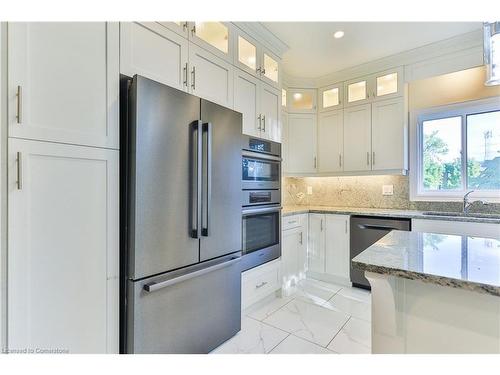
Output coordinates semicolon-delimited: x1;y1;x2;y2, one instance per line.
352;230;500;353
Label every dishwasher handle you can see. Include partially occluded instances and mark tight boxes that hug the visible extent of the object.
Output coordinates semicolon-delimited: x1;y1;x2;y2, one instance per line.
357;224;402;231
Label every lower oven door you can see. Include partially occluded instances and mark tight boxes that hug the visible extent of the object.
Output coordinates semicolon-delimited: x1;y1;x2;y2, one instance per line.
241;205;281;271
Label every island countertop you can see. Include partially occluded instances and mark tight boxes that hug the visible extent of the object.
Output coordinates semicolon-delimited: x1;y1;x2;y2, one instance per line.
352;230;500;297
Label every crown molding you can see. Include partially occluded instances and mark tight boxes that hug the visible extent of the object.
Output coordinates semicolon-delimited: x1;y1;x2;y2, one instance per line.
232;22;289;58
282;29;484;89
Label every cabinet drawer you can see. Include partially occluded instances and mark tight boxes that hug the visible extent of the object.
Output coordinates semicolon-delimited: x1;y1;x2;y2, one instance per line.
241;259;281;309
282;214;302;230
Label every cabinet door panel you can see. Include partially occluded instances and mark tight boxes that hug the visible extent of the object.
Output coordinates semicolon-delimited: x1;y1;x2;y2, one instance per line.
120;22;188;91
282;229;301;291
8;22;117;148
325;215;350;281
189;43;234;108
234;69;260;137
308;214;326;274
260;83;281;142
371;98;406;170
287;114;317;174
8;139;118;353
318;110;343;173
343;104;372;172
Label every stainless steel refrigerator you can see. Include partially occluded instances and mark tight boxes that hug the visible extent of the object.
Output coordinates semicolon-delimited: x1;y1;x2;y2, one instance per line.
120;75;242;354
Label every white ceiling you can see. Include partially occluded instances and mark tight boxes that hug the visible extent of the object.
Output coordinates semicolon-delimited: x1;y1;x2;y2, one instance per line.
262;22;482;79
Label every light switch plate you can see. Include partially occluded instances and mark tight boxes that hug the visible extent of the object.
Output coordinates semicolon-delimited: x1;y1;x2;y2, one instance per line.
382;185;394;196
307;186;313;195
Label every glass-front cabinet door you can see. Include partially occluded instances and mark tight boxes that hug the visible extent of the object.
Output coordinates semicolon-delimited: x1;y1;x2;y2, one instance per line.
190;22;233;62
372;67;403;101
287;88;317;113
260;48;280;88
345;76;371;106
319;83;343;112
236;33;258;75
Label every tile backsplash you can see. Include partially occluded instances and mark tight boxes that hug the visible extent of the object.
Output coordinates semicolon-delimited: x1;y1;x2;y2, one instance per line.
283;176;500;214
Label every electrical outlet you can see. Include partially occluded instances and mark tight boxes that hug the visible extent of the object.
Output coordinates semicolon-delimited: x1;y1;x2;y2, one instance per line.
307;186;313;195
382;185;394;196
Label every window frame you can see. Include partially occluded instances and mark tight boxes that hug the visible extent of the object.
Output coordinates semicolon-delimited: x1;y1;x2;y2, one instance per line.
410;96;500;202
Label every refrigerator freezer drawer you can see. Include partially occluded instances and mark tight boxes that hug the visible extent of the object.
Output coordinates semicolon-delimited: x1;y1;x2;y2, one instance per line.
125;255;241;353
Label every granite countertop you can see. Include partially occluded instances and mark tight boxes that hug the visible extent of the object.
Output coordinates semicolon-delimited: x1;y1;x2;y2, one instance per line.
282;205;500;224
352;230;500;297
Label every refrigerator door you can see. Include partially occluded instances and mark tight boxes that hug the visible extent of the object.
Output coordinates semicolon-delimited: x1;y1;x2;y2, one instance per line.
126;254;241;353
128;75;201;280
199;100;243;261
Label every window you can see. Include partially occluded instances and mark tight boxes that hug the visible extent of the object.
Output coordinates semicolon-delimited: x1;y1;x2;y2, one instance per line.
411;97;500;201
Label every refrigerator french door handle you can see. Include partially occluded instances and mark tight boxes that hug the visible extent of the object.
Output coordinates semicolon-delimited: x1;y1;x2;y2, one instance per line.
190;120;203;238
201;122;212;237
143;256;241;293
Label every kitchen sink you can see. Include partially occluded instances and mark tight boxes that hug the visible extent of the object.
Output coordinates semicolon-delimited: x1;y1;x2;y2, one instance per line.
422;211;500;219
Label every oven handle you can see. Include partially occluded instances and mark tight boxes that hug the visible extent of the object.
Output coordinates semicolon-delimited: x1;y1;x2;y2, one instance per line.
242;205;282;216
242;150;282;162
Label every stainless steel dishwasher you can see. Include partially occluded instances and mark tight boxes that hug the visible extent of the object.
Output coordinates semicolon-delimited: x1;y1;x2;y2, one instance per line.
350;215;411;289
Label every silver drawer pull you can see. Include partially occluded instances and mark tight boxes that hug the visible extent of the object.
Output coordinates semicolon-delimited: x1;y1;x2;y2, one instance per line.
255;281;268;289
16;85;22;124
287;220;298;225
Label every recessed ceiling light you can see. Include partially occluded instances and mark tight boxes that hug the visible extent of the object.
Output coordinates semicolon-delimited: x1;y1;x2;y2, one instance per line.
334;30;344;39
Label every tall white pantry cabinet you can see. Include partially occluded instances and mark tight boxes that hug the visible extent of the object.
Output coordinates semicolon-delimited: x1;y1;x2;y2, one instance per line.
5;23;119;353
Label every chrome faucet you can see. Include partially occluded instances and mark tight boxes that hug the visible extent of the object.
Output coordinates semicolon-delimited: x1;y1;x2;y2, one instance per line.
463;190;489;215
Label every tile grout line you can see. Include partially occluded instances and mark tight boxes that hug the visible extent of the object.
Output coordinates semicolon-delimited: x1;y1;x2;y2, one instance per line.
266;332;291;354
325;315;352;349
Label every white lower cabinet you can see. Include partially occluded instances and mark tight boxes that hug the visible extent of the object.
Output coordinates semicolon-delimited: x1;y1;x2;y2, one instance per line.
241;259;281;309
281;214;308;295
308;213;350;285
412;219;500;239
7;138;119;353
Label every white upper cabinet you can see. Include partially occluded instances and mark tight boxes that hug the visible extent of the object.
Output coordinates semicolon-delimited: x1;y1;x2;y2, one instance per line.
261;49;280;88
8;138;119;353
343;104;372;172
345;76;372;106
371;98;406;171
372;67;403;101
286;113;317;174
318;110;343;174
319;83;343;112
189;42;234;108
158;21;190;38
189;22;233;62
234;69;260;137
8;22;119;149
287;88;317;113
260;83;281;142
120;22;189;92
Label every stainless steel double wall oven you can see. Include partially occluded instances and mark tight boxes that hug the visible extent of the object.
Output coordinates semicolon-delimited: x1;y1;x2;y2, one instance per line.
241;136;282;271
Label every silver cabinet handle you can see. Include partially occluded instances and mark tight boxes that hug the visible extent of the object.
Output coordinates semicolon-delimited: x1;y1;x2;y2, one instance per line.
16;85;22;124
320;218;323;231
299;231;303;245
372;151;375;165
345;220;348;234
314;156;317;169
339;153;342;167
255;281;268;289
191;66;196;90
257;114;262;131
262;114;266;132
183;63;188;87
182;22;188;32
262;67;266;75
366;151;370;166
144;256;241;293
256;67;261;75
16;152;23;190
191;24;196;36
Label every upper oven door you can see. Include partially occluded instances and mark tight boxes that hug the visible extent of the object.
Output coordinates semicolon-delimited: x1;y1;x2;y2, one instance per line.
242;151;281;190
